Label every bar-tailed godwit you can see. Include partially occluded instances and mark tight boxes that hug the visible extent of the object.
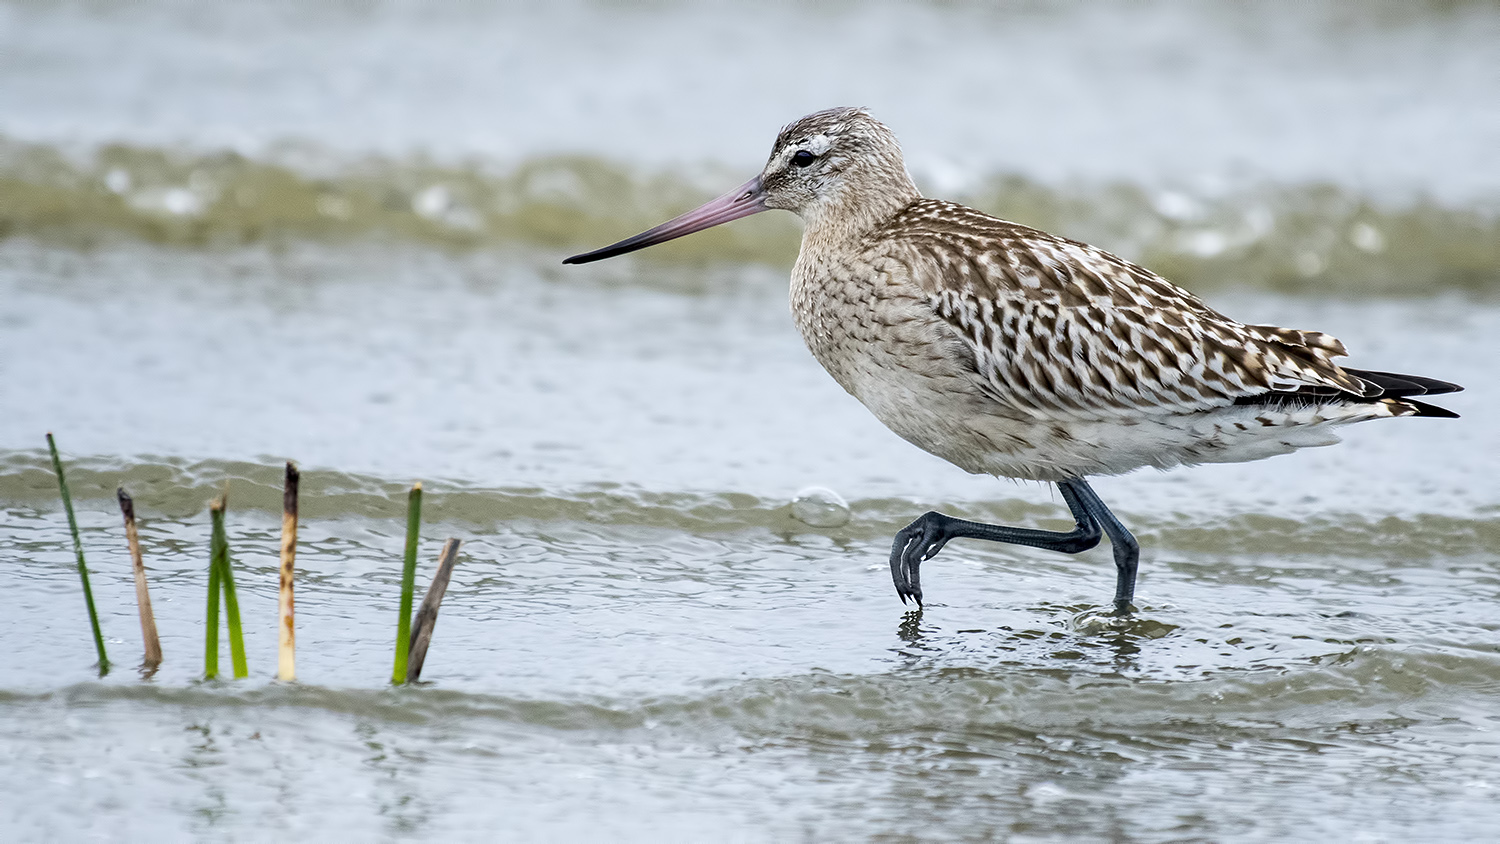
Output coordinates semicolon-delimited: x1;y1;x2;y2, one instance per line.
565;107;1462;614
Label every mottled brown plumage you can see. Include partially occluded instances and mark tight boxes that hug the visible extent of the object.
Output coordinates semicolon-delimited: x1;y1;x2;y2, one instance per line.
770;108;1458;482
565;106;1461;612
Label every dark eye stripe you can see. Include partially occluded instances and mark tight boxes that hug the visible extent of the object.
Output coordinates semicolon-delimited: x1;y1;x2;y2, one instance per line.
791;150;817;167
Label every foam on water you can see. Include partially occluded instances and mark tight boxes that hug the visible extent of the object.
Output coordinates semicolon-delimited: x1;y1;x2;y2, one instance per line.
1;140;1496;293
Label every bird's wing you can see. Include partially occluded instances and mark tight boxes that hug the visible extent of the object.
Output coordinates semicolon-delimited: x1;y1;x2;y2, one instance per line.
877;200;1376;420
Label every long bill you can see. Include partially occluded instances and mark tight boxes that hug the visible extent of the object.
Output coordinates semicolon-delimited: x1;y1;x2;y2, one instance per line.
563;177;767;264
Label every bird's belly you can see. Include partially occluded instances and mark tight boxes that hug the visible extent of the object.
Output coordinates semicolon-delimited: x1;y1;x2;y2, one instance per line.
792;288;1060;478
792;272;1098;481
848;377;1361;482
797;311;1364;481
789;263;1367;482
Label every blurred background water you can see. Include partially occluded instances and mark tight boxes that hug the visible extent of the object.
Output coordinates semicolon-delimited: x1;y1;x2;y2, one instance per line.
1;1;1497;840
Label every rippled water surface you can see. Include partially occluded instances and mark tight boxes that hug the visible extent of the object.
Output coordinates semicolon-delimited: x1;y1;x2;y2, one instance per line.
2;1;1498;841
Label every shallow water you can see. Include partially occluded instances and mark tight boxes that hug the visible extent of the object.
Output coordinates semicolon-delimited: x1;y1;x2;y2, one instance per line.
2;1;1499;841
4;240;1497;841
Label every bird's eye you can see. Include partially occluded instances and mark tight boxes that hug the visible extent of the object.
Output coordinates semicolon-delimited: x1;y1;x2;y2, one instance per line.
791;150;817;167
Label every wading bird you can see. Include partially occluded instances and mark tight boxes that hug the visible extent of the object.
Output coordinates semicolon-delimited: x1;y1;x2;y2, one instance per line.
564;107;1461;614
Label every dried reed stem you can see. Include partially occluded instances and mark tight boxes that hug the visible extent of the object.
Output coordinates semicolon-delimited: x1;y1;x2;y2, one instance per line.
406;538;461;684
277;462;299;682
117;488;162;669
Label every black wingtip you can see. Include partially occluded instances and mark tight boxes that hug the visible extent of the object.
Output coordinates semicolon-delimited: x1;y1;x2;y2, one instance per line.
1402;399;1461;419
1235;366;1465;417
1344;368;1464;397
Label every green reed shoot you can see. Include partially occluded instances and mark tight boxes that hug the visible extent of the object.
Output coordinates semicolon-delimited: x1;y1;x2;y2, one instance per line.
210;496;249;679
392;482;423;684
204;503;222;679
46;433;110;675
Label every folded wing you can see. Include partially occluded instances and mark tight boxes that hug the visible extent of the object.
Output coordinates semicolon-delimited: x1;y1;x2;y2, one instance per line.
879;200;1461;421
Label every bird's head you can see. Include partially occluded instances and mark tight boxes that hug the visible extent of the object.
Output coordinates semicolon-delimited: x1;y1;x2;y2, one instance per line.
563;107;919;265
759;106;917;225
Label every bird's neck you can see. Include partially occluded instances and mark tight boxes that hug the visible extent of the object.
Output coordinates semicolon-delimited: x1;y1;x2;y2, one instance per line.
800;169;921;252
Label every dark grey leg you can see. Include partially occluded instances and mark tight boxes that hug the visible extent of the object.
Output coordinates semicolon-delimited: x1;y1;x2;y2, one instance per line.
889;478;1140;613
889;481;1101;607
1064;480;1140;614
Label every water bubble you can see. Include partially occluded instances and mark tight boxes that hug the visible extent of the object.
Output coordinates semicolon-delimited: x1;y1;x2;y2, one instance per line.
1295;251;1326;277
129;187;206;216
1243;205;1275;238
161;188;202;216
1179;229;1229;258
1349;222;1386;253
789;486;850;528
103;167;131;194
317;195;353;219
1152;190;1202;221
413;185;452;219
412;185;482;230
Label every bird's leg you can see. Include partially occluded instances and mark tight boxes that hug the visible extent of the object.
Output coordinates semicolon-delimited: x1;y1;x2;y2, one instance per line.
1059;479;1140;615
889;482;1101;606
